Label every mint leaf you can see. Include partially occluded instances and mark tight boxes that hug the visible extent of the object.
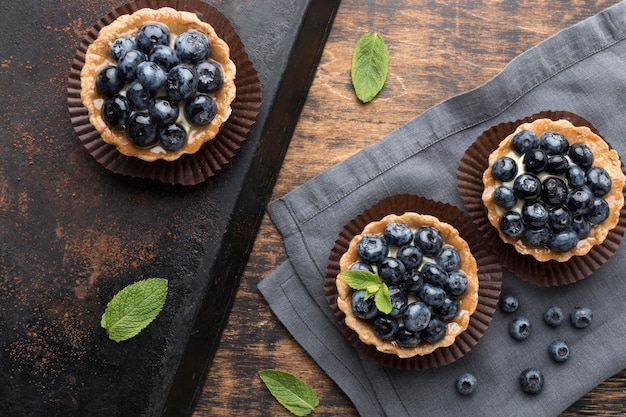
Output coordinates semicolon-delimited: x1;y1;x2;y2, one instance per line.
101;278;168;342
340;270;391;314
351;32;389;103
259;369;319;416
374;284;392;314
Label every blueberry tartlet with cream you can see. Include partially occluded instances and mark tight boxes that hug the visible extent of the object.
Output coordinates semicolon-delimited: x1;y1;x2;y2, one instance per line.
482;118;625;262
80;7;236;161
336;212;479;358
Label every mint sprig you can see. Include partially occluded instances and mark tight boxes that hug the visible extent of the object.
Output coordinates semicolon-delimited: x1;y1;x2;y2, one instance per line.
101;278;168;342
259;369;319;416
340;270;392;314
351;32;389;103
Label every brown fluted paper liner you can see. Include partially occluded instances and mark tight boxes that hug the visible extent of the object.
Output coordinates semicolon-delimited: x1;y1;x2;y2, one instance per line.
67;0;261;185
457;110;626;286
324;194;502;369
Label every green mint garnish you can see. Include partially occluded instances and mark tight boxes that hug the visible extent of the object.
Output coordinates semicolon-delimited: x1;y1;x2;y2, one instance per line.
259;369;319;416
101;278;168;343
340;270;392;314
351;32;389;103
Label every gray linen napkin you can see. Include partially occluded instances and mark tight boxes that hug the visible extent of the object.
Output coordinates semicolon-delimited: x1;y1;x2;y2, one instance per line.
259;2;626;416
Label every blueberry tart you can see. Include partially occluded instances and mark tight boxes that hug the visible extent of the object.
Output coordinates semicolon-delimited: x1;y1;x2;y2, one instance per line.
80;7;236;162
336;212;479;358
482;118;625;262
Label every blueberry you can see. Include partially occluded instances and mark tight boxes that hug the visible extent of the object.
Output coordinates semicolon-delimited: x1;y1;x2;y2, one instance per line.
568;142;594;169
402;301;431;332
456;373;477;396
118;49;147;82
383;222;413;246
500;211;525;238
175;30;210;63
126;79;154;111
372;315;399;339
566;186;594;216
572;216;591;239
512;129;539;155
570;306;593;329
499;293;519;313
522;226;551;248
522;149;548;174
396;328;421;348
491;156;518;182
548;339;570;362
521;201;549;228
396;245;423;271
109;36;136;61
195;59;224;93
185;94;218;125
417;283;446;307
158;123;187;151
493;185;517;210
519;368;544;394
586;166;612;196
420;262;448;286
387;285;408;317
125;112;158;148
541;177;568;206
102;94;131;129
95;65;123;96
543;305;565;327
435;297;458;321
422;318;447;343
166;65;199;102
548;228;579;252
136;61;167;91
414;226;443;256
136;23;170;54
546;154;569;175
513;173;542;202
149;45;180;72
357;235;388;263
148;97;179;127
586;197;610;224
548;206;573;231
566;165;587;189
402;269;424;293
348;261;374;272
350;289;378;319
435;246;461;272
509;316;531;340
445;271;468;296
540;131;569;155
378;257;406;286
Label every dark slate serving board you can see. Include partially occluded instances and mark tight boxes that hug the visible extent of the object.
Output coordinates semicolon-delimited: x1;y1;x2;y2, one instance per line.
0;1;340;416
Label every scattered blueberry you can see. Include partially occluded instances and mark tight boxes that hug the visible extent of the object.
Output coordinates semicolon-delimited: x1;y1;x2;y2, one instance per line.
512;129;539;155
548;339;570;363
570;306;593;329
499;293;519;313
372;315;399;339
175;30;210;63
543;305;565;327
95;65;123;96
102;94;131;129
357;235;389;263
519;368;544;394
166;65;199;102
136;23;170;54
109;36;136;61
513;173;542;202
195;59;224;93
158;123;187;151
414;226;443;256
491;156;518;182
493;185;517;210
402;301;431;332
125;112;158;147
185;94;217;125
509;316;531;340
383;222;413;247
456;373;477;395
351;290;378;320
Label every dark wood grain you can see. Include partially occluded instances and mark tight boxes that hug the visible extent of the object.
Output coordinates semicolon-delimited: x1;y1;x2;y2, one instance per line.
193;0;626;415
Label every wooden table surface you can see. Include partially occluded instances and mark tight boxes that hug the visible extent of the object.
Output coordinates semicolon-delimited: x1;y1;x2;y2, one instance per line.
193;0;626;415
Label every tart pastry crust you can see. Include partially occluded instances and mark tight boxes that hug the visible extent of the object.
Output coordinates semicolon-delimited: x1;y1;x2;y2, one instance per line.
336;212;479;358
482;118;625;262
80;7;236;162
